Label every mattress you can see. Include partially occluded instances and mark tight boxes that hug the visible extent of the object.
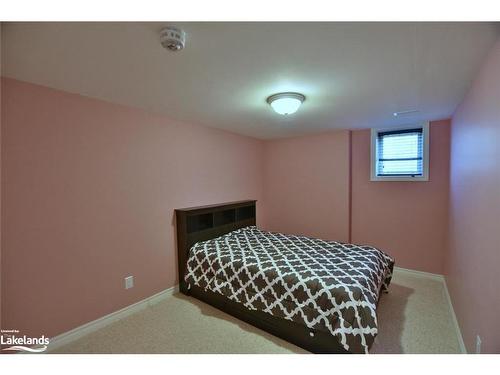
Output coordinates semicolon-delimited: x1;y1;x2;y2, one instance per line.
184;226;394;353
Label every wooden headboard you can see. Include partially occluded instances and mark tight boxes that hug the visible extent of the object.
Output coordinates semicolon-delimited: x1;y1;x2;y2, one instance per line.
175;200;256;293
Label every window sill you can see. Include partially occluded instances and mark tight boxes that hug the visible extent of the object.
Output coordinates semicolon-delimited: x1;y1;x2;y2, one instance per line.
370;175;429;182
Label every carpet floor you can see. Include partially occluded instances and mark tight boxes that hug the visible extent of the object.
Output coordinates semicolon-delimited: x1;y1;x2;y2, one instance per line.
52;269;463;354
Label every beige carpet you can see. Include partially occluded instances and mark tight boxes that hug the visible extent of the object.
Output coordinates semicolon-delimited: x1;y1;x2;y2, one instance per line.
52;269;462;354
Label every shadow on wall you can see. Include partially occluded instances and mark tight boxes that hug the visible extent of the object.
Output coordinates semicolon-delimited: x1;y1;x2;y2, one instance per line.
370;284;413;354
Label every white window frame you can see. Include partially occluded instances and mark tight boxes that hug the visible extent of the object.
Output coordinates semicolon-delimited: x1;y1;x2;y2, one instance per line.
370;122;430;182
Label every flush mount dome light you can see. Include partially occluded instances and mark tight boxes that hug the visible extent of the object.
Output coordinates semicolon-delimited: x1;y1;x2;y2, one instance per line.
266;92;305;115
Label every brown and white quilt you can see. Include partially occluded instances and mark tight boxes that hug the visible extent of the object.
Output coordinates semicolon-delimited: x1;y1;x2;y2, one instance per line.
185;226;394;353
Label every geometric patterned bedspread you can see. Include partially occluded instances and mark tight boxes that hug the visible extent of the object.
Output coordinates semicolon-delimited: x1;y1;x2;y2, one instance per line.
185;226;394;353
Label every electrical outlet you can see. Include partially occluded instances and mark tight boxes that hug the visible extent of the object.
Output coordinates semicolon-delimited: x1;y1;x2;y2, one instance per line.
125;276;134;290
476;335;482;354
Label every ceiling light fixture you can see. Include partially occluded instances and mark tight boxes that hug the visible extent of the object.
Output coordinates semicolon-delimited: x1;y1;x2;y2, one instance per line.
266;92;305;115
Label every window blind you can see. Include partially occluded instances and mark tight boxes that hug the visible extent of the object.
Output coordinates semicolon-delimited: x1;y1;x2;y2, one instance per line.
376;128;423;176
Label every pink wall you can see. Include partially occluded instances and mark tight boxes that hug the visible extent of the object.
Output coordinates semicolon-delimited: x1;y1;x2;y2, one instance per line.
263;122;450;275
351;121;451;274
446;38;500;353
1;78;265;339
263;131;350;242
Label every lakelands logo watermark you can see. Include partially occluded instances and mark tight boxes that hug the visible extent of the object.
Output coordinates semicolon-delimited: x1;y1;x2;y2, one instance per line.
1;329;50;353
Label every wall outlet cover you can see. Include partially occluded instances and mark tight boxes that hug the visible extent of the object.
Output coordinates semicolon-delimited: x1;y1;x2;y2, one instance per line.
125;276;134;289
476;335;482;354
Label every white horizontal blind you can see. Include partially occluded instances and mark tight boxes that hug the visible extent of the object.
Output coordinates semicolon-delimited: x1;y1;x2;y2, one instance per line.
376;128;423;176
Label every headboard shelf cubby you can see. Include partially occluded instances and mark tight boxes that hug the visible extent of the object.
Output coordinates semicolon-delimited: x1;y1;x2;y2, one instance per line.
236;205;256;221
214;208;236;226
187;212;214;233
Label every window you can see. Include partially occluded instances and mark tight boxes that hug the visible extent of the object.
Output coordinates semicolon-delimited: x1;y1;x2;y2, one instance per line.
371;122;429;181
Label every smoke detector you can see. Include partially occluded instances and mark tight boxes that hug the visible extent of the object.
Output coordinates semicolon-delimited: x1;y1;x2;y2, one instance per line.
160;27;186;52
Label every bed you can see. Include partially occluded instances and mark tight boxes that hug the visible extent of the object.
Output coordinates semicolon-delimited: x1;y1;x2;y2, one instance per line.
175;200;394;354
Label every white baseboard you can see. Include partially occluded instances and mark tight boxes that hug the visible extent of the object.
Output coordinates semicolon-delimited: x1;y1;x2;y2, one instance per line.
442;278;467;354
393;266;466;353
46;285;179;353
393;266;444;281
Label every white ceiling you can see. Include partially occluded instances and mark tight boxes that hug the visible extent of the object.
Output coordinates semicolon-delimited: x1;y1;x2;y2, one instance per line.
2;22;499;139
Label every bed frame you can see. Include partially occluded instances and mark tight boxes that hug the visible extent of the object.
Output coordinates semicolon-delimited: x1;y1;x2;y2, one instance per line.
175;200;348;354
